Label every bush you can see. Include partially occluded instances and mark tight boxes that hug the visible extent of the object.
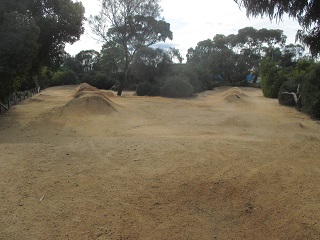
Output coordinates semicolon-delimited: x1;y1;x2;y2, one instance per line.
260;58;288;98
278;77;302;107
94;74;115;90
136;82;152;96
160;76;193;98
83;73;116;90
51;70;79;86
301;64;320;119
148;84;161;96
136;82;161;96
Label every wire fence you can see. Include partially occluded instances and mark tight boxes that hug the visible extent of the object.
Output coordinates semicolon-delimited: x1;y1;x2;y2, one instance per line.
0;88;39;114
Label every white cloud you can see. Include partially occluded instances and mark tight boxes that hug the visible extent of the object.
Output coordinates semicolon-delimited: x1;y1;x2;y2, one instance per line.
65;0;302;58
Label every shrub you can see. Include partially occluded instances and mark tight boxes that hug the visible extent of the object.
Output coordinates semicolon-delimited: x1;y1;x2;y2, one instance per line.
160;76;193;98
170;64;209;92
94;74;115;90
278;77;302;107
260;58;288;98
51;70;79;86
136;82;161;96
301;64;320;119
136;82;152;96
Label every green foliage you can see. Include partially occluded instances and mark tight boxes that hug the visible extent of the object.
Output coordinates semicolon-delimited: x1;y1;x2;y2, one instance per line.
186;27;292;87
131;47;172;84
195;66;214;90
89;0;172;95
0;11;39;100
169;64;214;92
136;82;152;96
93;74;115;90
31;0;85;68
51;70;79;86
235;0;320;56
75;50;100;73
160;76;193;98
98;41;125;74
301;65;320;119
37;67;54;89
276;59;320;119
278;77;302;107
260;58;288;98
0;0;85;99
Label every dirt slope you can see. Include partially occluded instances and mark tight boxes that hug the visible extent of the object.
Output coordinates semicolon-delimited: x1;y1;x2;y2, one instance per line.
0;85;320;240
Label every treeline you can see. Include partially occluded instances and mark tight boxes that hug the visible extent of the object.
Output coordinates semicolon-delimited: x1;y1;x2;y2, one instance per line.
261;58;320;119
0;0;85;103
51;27;306;98
1;3;319;119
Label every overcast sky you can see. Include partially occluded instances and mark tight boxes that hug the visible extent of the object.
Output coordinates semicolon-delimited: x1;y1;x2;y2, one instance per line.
65;0;302;60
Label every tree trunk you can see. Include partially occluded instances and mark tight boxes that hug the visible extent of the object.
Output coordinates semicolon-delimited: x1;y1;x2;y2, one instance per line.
117;55;129;96
117;74;126;96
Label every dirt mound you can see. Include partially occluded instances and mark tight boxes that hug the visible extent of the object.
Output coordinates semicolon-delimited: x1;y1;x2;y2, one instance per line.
221;88;250;104
100;90;116;98
61;91;117;116
73;83;98;97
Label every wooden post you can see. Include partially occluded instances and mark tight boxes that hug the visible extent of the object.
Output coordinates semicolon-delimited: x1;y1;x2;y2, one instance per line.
0;101;9;113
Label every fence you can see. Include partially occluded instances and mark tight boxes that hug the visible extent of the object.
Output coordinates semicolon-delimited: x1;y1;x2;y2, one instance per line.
0;88;39;114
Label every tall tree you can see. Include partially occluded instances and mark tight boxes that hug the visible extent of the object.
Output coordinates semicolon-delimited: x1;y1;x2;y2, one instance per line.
0;0;85;100
0;11;39;101
234;0;320;56
90;0;172;95
98;41;125;74
76;50;100;73
28;0;85;70
131;46;173;83
187;27;291;84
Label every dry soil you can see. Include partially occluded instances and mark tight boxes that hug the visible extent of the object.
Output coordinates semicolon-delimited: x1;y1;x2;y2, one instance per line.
1;84;320;240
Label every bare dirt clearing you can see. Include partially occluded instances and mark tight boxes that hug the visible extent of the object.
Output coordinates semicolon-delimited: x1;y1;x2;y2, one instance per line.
1;85;320;240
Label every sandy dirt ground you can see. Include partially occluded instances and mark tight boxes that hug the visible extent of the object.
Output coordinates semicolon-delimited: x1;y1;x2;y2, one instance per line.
0;84;320;240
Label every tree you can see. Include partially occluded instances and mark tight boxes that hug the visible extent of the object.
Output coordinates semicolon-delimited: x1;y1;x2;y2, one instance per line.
76;50;100;73
168;47;183;63
28;0;85;70
187;27;292;85
234;0;320;56
90;0;173;95
0;11;39;101
98;41;126;74
131;47;173;83
0;0;85;100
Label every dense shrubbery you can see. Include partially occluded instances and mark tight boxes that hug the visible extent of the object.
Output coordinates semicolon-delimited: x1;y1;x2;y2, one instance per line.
300;64;320;118
260;58;288;98
278;77;302;107
160;76;193;98
92;74;115;90
136;82;152;96
51;70;79;86
134;63;216;98
275;60;320;119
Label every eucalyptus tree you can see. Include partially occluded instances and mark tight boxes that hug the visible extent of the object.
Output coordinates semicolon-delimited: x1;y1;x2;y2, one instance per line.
76;50;100;73
131;46;173;84
0;0;85;100
90;0;173;95
98;41;126;74
0;11;39;101
29;0;85;70
234;0;320;56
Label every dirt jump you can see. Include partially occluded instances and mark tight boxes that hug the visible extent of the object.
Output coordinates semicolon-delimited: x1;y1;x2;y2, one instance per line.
0;84;320;239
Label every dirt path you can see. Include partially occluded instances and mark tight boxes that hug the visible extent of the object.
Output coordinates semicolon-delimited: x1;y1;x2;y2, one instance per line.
1;85;320;240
